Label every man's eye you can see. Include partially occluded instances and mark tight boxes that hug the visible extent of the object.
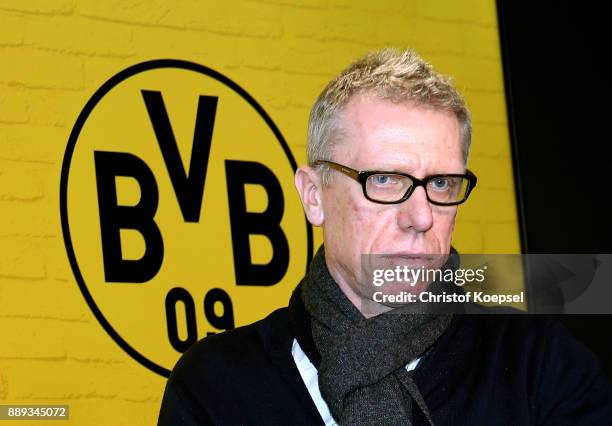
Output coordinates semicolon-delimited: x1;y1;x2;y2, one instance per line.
372;175;397;185
430;178;450;191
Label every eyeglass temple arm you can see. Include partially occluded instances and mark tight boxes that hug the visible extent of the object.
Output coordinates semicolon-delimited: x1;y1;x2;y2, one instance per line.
315;160;360;180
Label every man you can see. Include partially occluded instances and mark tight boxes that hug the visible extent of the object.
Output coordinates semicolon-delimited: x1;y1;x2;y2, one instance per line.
158;49;612;425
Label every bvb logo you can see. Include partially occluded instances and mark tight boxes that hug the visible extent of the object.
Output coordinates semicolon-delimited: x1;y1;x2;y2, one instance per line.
60;60;313;376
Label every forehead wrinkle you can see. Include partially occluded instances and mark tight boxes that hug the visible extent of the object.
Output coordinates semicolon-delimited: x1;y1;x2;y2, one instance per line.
368;125;414;142
357;133;422;173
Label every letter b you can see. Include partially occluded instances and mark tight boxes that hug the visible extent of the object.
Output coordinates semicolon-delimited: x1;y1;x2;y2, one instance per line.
94;151;164;283
225;160;289;286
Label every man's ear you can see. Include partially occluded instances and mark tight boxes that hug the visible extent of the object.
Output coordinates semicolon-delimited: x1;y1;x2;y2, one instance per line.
294;166;325;226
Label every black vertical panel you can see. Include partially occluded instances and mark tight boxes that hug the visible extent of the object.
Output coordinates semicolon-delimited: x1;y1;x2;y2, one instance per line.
497;1;612;377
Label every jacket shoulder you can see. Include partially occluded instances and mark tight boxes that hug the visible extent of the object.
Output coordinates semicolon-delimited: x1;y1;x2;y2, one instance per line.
171;307;290;379
158;307;312;425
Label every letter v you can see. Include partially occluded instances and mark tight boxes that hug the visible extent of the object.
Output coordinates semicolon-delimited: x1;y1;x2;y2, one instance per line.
142;90;217;222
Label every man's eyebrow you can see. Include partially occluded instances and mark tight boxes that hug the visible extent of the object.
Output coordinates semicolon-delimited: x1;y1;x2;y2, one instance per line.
362;163;418;173
377;168;409;174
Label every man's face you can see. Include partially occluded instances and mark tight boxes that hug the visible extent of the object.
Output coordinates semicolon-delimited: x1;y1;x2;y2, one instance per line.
320;94;465;306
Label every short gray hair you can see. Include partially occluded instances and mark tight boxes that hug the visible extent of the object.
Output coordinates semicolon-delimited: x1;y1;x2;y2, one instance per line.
307;48;472;185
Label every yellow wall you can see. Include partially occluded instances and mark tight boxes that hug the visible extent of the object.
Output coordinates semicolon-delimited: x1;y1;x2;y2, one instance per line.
0;1;519;424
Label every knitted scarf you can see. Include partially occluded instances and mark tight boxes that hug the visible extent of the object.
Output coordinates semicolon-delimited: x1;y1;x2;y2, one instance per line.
288;246;459;425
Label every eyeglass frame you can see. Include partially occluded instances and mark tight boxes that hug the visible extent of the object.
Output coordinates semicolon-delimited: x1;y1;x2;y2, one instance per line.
313;160;478;206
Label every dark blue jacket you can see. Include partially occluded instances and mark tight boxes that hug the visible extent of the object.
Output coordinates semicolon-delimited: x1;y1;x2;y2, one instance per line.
158;309;612;425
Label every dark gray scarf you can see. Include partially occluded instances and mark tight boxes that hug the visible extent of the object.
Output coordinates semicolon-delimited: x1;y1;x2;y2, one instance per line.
289;246;458;425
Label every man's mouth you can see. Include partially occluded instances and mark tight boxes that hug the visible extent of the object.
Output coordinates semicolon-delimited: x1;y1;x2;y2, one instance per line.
379;252;445;269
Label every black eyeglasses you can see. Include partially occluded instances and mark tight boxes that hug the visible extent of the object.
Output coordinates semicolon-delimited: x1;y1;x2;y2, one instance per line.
314;160;477;206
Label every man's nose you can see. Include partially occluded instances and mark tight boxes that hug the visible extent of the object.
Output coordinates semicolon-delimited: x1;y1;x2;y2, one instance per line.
396;186;434;232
